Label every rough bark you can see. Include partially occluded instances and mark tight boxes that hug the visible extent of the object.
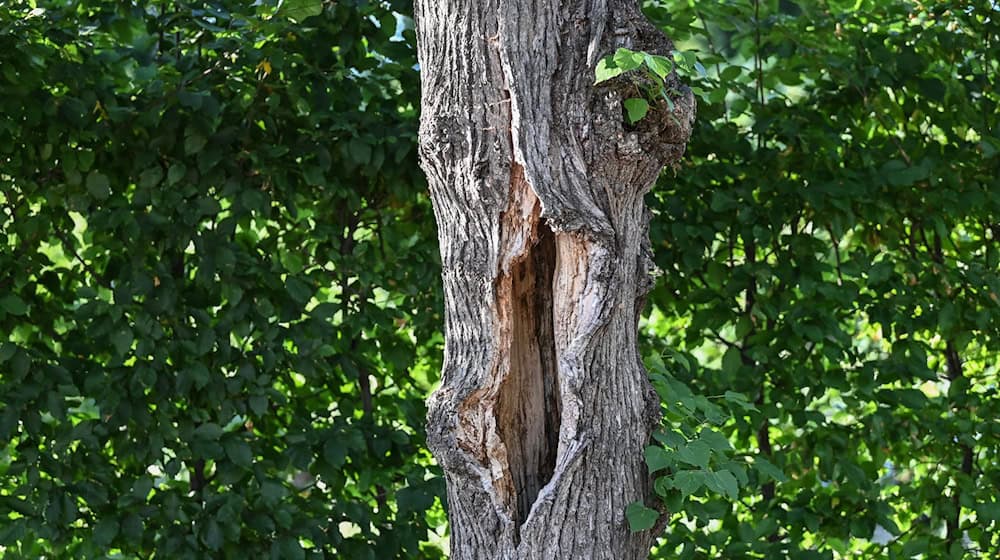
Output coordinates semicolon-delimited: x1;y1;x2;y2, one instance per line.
414;2;694;558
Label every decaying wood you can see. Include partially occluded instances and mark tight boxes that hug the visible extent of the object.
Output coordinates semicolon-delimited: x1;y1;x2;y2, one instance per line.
414;1;694;558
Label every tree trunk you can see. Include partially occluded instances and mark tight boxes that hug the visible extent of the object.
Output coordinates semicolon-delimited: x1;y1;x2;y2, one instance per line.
414;2;694;558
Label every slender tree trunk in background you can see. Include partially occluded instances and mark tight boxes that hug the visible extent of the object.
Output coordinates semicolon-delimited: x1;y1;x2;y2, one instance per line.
414;2;694;558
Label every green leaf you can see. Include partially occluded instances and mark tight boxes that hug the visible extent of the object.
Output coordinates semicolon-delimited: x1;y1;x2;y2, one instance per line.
644;445;673;474
396;485;434;516
349;138;372;165
279;0;323;22
668;350;691;372
178;90;203;109
676;440;711;469
86;172;111;200
623;98;649;124
721;347;742;375
92;517;119;546
0;343;15;362
78;150;95;172
0;295;27;316
138;166;163;189
260;480;286;505
194;423;223;441
896;388;928;409
754;456;787;483
612;48;644;72
121;514;143;541
249;395;268;416
167;163;187;186
900;536;930;557
720;65;743;81
302;165;324;186
674;50;698;73
976;501;1000;522
625;501;659;532
595;57;625;84
224;438;253;468
705;470;739;500
184;133;207;155
202;519;224;551
323;438;346;467
672;470;704;497
724;391;758;411
643;54;673;80
110;328;133;358
698;428;732;453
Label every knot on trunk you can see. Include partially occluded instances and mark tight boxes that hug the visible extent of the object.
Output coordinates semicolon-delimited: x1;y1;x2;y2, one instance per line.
419;114;470;163
628;80;695;167
597;10;696;168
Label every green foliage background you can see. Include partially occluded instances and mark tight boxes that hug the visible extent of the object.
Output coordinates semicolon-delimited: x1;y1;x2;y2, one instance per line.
642;0;999;558
1;1;445;558
0;0;997;558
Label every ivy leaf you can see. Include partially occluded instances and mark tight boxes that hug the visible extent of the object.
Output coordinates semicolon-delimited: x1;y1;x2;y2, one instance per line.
625;501;659;532
623;98;649;124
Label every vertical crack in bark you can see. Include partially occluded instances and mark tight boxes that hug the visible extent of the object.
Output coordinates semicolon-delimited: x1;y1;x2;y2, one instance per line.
494;164;562;542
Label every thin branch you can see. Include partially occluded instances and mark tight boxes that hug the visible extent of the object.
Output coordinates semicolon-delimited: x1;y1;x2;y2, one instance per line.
827;224;844;286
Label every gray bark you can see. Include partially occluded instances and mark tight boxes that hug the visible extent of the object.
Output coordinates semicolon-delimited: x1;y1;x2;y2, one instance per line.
414;2;694;558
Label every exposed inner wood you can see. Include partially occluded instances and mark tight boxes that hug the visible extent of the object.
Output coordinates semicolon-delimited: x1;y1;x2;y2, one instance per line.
496;222;560;529
494;164;562;537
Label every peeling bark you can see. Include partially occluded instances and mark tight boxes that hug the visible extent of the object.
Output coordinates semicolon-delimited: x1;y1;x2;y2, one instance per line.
414;2;694;558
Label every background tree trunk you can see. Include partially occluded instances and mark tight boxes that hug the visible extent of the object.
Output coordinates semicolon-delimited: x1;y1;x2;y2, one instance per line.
414;2;694;558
